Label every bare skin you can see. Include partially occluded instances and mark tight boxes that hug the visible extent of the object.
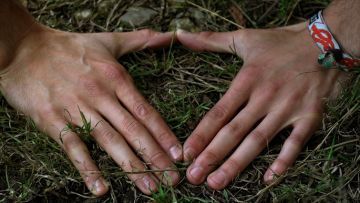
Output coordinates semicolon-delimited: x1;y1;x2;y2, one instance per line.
178;0;359;190
1;0;359;197
0;0;182;196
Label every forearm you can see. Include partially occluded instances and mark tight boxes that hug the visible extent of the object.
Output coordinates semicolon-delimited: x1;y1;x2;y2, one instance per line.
0;0;39;69
324;0;360;57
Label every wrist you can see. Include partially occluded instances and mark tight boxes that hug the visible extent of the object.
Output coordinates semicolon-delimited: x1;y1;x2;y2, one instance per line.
287;23;323;67
292;24;350;99
323;2;360;58
287;23;349;74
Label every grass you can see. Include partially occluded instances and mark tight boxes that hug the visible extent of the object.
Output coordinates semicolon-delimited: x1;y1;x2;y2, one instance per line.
61;108;99;144
0;0;359;202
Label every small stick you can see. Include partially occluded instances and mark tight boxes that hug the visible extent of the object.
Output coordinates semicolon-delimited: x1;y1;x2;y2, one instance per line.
186;1;244;29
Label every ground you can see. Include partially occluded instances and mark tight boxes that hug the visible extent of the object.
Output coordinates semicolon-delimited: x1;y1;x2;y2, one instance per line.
0;0;359;202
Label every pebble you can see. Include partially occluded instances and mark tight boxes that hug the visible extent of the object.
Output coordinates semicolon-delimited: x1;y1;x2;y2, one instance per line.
97;0;116;15
189;8;206;23
119;7;158;27
169;18;198;32
74;9;92;20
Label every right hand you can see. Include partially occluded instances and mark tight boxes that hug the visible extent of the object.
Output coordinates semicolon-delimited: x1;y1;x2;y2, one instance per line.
177;24;347;190
0;24;182;196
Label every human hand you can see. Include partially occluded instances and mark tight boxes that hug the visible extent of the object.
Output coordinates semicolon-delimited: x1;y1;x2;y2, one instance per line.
177;23;347;189
0;25;182;196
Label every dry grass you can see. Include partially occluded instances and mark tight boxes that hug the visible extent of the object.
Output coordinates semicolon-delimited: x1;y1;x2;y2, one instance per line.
0;0;359;202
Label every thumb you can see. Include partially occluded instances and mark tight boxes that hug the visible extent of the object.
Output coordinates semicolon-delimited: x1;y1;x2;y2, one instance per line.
94;29;176;58
176;29;245;57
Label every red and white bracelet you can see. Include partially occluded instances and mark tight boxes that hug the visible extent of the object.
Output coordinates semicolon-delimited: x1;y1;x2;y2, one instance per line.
308;10;360;72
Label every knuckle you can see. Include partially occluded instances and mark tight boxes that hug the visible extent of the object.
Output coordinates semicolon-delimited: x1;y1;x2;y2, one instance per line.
156;131;168;141
96;127;116;145
122;118;141;133
301;103;323;119
100;63;127;82
79;162;99;178
126;159;146;172
133;101;151;119
254;83;278;102
218;123;240;138
288;91;304;103
184;133;206;155
198;150;220;165
310;102;323;113
249;130;268;147
230;78;249;93
149;151;167;165
286;135;305;147
264;82;280;96
242;64;261;75
39;104;58;120
233;68;258;89
222;158;240;176
79;76;103;97
62;135;83;152
191;133;207;147
155;131;173;145
132;173;146;183
206;104;228;120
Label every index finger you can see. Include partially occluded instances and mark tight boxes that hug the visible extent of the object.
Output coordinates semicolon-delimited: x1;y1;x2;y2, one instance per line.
183;72;252;161
91;30;176;58
176;30;245;56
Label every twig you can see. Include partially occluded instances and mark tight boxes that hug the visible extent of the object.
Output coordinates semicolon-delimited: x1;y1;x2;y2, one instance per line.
285;0;301;25
230;0;257;28
186;1;244;29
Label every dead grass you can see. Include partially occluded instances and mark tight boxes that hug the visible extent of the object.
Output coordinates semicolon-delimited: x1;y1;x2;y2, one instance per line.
0;0;359;202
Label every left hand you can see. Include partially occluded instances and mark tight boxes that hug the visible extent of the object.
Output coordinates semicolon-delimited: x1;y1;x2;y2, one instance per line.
0;26;181;195
177;23;347;190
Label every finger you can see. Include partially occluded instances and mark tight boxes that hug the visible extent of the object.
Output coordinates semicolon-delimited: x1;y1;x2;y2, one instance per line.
206;111;288;190
95;97;180;186
92;61;182;161
186;101;266;184
91;61;182;161
176;29;245;56
45;119;108;196
92;122;159;194
263;118;319;183
183;71;255;162
113;68;182;162
68;108;160;194
94;29;176;57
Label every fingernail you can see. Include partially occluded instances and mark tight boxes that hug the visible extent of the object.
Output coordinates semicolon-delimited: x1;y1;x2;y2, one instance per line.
169;144;182;161
264;170;274;183
142;176;157;191
189;166;204;180
93;178;107;194
184;148;195;162
164;170;180;186
208;170;226;188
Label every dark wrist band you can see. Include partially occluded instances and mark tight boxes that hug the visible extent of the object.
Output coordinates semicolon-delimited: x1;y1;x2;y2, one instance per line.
308;10;360;72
